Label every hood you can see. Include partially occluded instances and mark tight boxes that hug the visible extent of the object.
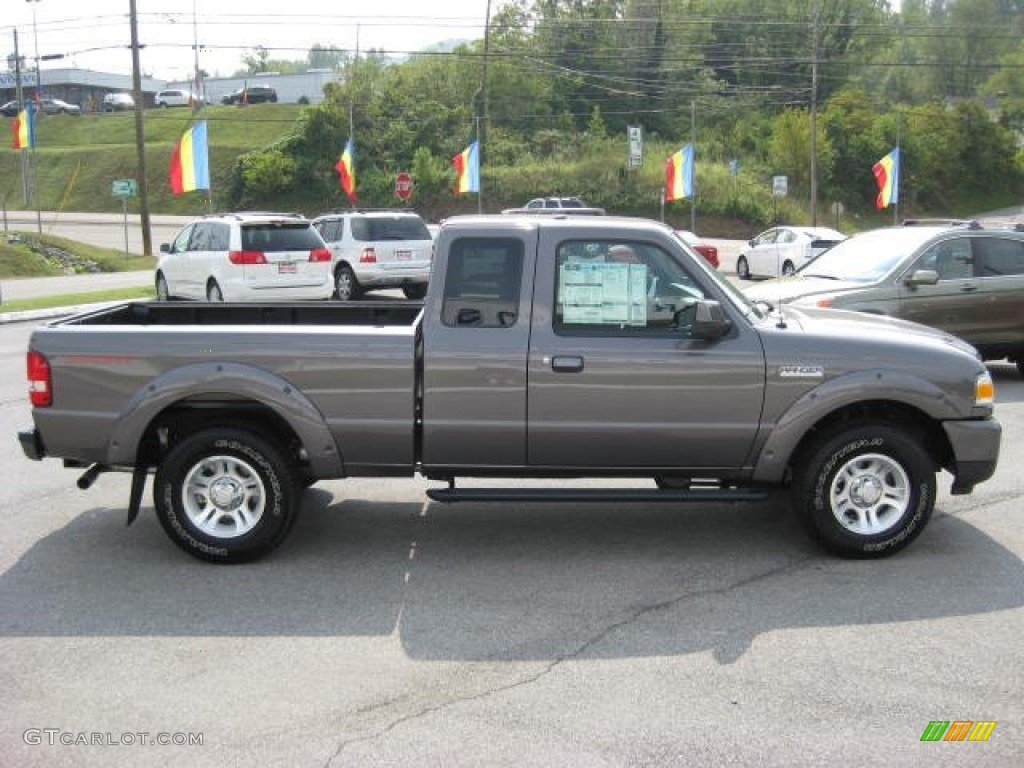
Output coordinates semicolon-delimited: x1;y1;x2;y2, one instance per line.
766;305;980;360
743;276;867;306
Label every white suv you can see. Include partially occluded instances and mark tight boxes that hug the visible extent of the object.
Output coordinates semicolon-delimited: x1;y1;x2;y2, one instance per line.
155;89;201;108
155;212;334;301
312;210;434;300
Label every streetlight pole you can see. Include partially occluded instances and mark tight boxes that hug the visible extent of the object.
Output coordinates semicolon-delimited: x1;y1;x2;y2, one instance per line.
129;0;153;256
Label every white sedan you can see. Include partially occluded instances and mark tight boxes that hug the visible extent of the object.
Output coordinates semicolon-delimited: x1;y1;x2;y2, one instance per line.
735;225;846;279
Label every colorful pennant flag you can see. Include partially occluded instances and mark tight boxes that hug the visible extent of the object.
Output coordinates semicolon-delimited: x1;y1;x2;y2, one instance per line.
452;140;480;194
12;106;35;150
168;120;210;195
334;137;356;203
665;144;694;201
872;148;900;209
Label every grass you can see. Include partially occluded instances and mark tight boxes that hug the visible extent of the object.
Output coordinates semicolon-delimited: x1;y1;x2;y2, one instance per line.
0;286;154;314
1;231;153;277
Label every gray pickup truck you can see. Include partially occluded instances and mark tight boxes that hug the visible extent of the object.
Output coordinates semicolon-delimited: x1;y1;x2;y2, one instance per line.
18;215;1001;563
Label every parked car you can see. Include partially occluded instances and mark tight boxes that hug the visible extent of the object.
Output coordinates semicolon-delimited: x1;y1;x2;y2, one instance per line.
102;93;135;112
1;100;23;116
155;89;202;108
221;84;277;105
524;196;588;209
736;225;846;279
312;209;434;300
36;97;82;115
155;212;334;302
743;220;1024;375
675;230;719;269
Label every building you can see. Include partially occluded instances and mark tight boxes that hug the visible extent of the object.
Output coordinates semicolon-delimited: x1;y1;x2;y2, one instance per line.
2;66;341;110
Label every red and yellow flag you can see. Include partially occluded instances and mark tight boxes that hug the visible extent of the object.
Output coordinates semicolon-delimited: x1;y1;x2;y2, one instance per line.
872;148;900;209
334;137;356;203
12;106;34;150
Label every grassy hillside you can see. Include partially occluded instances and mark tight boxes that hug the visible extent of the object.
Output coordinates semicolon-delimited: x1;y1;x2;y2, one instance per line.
1;104;305;217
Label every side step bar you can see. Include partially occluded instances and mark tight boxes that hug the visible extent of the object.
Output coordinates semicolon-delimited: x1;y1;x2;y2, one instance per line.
426;487;769;504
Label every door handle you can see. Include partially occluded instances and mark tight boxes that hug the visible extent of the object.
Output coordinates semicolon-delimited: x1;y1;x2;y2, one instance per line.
960;284;978;292
550;355;584;373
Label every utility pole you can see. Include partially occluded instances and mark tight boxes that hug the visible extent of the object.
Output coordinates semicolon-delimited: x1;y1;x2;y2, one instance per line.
12;29;30;205
478;0;493;214
129;0;153;256
810;1;820;226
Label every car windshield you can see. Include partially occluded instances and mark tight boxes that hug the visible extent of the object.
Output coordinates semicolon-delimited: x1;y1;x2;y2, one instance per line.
351;217;431;241
797;227;943;282
241;223;322;251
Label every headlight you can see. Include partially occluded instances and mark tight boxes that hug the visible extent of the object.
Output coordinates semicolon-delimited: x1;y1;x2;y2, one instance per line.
975;372;995;406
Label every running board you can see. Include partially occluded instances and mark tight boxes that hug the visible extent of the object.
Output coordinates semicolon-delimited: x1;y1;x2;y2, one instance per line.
425;487;769;504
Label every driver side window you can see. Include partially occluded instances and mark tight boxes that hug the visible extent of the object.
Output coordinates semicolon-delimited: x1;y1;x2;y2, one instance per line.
554;240;705;337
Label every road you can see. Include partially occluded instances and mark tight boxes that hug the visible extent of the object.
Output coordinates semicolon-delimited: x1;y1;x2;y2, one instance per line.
0;318;1021;767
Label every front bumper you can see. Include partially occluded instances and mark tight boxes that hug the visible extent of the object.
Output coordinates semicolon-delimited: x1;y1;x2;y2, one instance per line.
18;427;46;461
943;418;1001;494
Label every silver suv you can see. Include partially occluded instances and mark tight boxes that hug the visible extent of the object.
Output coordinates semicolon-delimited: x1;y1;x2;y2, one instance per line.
312;210;434;300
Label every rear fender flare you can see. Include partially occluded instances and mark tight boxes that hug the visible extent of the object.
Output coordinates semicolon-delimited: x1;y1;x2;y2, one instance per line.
106;362;343;477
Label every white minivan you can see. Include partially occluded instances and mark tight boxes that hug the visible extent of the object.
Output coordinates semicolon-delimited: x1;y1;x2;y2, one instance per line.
156;213;334;302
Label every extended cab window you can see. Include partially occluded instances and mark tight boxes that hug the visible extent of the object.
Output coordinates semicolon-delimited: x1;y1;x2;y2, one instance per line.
554;240;705;337
441;238;523;328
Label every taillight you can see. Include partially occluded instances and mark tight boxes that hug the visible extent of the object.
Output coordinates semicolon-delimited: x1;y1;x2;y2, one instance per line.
27;350;52;407
228;250;268;265
309;248;331;262
359;247;377;263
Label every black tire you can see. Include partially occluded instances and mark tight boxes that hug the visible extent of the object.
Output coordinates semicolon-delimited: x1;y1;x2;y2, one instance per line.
792;423;936;558
1016;359;1024;378
206;280;223;302
334;264;362;301
781;260;796;276
402;284;428;300
155;272;170;301
153;428;298;563
736;255;751;280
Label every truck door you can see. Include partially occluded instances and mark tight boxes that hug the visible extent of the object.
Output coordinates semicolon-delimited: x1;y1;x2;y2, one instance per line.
420;232;534;469
527;234;765;470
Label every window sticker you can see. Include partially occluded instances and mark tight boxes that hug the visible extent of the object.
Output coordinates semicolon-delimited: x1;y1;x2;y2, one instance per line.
560;262;648;326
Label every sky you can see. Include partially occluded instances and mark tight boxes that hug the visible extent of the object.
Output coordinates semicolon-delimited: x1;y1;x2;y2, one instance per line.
3;1;494;82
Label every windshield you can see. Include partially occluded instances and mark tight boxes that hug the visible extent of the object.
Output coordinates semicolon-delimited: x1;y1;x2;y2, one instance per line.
797;227;943;282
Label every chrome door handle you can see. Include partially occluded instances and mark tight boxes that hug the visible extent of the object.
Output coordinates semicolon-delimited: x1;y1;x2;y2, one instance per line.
550;355;584;373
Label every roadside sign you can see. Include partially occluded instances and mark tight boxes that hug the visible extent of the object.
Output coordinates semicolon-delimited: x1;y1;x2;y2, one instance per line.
111;179;137;198
772;175;788;197
627;125;643;168
395;171;413;201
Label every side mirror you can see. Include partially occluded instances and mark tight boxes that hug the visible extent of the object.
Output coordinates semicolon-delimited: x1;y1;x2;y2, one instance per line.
160;243;171;253
690;299;732;340
905;269;939;287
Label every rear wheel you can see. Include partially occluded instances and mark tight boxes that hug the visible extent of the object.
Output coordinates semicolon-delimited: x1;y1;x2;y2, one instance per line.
155;273;170;301
334;264;362;301
402;284;427;300
736;256;751;280
153;428;298;563
792;423;935;558
206;280;223;302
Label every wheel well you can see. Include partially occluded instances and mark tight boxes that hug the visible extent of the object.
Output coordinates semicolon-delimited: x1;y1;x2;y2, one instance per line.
788;400;952;478
138;398;307;470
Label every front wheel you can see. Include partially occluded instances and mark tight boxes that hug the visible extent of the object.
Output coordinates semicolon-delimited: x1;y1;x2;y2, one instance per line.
781;260;796;276
736;255;751;280
792;424;936;558
154;428;299;563
206;280;223;302
155;273;170;301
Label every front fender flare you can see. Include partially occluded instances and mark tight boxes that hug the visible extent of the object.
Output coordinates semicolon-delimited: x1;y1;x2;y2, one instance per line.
751;369;962;485
105;362;343;477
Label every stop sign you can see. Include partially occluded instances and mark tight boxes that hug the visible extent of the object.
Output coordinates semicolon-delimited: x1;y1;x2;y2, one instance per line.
395;171;413;201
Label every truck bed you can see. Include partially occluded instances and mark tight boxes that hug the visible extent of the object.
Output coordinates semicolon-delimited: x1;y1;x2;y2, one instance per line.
54;300;423;328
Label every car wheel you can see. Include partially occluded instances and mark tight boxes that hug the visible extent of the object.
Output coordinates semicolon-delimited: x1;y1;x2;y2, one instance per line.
1016;359;1024;378
402;284;427;300
206;281;224;302
781;260;796;276
156;273;171;301
334;264;362;301
736;255;751;280
153;428;299;563
792;423;935;558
